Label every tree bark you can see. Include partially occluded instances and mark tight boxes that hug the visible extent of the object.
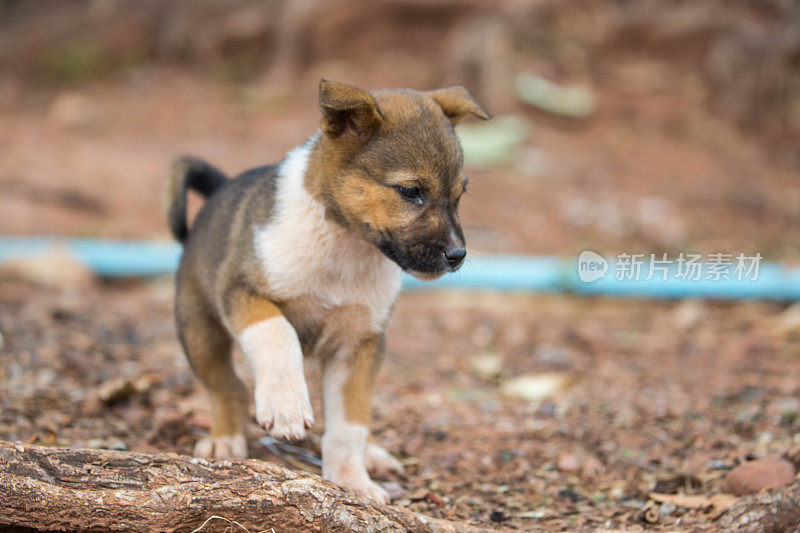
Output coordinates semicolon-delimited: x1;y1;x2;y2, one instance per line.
0;440;485;532
720;478;800;532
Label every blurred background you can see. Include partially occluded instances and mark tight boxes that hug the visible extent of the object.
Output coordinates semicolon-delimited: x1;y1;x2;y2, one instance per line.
2;0;799;258
2;1;800;530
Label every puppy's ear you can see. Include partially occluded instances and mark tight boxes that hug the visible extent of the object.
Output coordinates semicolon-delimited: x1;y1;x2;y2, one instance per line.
427;85;491;124
319;79;382;144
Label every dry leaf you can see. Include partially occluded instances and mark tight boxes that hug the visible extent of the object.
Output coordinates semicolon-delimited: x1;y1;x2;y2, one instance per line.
470;352;503;378
501;372;575;401
649;492;739;518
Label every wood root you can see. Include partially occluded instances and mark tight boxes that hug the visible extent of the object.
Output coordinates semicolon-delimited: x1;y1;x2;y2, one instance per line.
0;440;486;532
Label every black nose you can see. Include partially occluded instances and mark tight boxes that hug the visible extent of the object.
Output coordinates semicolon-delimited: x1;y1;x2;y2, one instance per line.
444;245;466;268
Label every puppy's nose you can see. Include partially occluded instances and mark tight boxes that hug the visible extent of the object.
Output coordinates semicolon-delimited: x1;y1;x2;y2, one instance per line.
444;245;466;268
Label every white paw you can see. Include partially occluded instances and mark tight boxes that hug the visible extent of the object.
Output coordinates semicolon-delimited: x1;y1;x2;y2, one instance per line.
194;434;247;460
365;443;405;477
254;381;314;441
357;479;391;504
329;472;391;504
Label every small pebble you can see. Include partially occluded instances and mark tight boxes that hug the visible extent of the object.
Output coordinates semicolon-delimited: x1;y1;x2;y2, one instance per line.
533;344;573;369
659;501;677;518
706;460;729;470
557;452;581;473
86;438;105;449
723;456;795;495
469;352;502;379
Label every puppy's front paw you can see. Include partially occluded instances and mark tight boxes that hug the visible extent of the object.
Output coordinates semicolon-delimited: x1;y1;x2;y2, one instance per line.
365;443;405;477
194;434;247;460
254;381;314;441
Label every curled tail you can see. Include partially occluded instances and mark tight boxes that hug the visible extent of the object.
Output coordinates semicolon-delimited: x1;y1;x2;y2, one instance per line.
165;156;228;242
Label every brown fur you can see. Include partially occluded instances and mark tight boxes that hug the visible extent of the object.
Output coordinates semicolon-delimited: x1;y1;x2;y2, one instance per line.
342;335;383;424
228;293;282;334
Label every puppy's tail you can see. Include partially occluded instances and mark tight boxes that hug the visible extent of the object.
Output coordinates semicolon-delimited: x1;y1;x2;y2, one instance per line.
164;156;228;243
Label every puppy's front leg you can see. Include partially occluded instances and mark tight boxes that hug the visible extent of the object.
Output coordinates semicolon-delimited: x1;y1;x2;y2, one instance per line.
321;334;390;503
227;291;314;440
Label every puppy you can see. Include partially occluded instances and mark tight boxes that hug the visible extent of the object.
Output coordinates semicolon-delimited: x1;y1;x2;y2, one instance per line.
165;80;489;502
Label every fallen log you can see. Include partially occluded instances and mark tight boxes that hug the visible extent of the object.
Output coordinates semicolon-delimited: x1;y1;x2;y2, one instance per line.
720;478;800;532
0;440;484;532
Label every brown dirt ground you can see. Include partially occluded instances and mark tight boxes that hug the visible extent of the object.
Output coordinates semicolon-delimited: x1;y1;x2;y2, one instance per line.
2;68;800;531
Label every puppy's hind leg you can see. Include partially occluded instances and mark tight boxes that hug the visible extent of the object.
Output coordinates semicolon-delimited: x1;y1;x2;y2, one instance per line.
365;440;405;478
177;280;248;459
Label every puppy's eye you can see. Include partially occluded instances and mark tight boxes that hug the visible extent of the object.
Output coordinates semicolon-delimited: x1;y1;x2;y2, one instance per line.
396;186;423;204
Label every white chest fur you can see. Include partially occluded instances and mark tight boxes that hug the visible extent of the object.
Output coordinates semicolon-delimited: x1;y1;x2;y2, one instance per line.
253;136;403;330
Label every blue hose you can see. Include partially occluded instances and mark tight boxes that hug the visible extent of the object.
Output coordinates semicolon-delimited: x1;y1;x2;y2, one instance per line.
0;237;796;301
0;237;181;278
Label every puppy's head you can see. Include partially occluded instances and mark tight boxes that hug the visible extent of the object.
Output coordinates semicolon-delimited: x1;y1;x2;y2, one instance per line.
310;79;490;280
